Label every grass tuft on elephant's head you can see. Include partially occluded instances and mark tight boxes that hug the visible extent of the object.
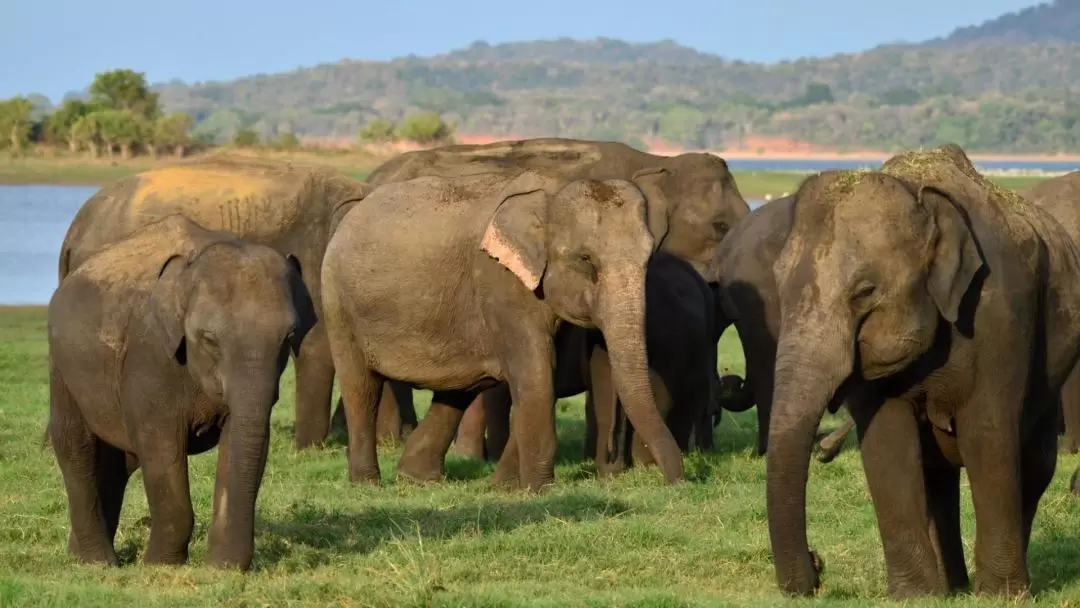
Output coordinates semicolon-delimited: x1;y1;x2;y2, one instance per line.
881;144;1032;214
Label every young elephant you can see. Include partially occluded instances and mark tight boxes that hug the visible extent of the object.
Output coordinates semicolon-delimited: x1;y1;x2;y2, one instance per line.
584;250;734;474
766;146;1080;599
322;170;684;492
47;215;316;571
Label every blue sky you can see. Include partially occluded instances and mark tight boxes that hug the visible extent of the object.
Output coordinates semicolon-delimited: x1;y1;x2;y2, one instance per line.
2;0;1041;102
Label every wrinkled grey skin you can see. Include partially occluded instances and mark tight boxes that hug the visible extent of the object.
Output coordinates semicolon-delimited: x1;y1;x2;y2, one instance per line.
57;156;369;451
47;215;316;572
1022;172;1080;481
715;196;856;462
321;170;684;492
766;146;1080;599
344;136;750;458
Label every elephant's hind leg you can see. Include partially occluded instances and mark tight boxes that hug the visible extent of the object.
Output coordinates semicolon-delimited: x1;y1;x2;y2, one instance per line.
1060;368;1080;453
919;428;969;593
293;325;336;450
398;391;475;483
49;370;120;566
1020;403;1058;547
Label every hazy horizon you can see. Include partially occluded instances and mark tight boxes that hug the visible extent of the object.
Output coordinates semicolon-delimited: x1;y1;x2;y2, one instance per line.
3;0;1043;103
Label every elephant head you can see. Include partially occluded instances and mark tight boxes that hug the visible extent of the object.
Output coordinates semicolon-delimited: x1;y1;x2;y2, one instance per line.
631;153;750;284
144;242;318;570
766;168;984;595
481;171;684;482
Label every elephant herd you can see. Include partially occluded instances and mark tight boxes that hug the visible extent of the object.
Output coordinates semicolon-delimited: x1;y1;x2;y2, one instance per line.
42;137;1080;600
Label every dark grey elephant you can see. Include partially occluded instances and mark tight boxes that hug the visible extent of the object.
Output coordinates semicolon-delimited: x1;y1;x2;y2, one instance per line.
321;170;684;491
47;215;317;571
57;156;370;451
344;137;750;465
766;145;1080;599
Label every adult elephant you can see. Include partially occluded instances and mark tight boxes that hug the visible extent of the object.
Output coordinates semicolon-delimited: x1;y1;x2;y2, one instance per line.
349;137;750;459
321;170;684;492
1022;171;1080;461
57;155;371;450
716;196;856;461
766;145;1080;599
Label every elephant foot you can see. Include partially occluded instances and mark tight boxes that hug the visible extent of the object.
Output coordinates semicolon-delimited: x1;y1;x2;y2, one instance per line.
396;451;445;484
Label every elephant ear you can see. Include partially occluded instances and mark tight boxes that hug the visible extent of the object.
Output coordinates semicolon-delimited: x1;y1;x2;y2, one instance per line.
631;166;671;247
921;186;984;323
480;188;549;291
285;253;318;356
144;253;190;365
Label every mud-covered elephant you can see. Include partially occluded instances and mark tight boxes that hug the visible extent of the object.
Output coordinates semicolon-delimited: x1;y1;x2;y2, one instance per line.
350;137;750;459
765;145;1080;599
321;170;685;491
716;196;856;462
1022;171;1080;460
57;156;370;450
47;215;317;571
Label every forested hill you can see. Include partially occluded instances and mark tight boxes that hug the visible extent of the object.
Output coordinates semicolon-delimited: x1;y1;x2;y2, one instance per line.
155;1;1080;154
927;0;1080;46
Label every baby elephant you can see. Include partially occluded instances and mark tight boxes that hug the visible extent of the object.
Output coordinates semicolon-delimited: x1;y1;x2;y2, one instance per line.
47;215;316;571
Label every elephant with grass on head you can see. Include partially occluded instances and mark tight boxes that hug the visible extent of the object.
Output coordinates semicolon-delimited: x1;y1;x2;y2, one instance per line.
58;156;371;451
350;137;750;462
47;215;317;571
321;170;684;491
765;144;1080;599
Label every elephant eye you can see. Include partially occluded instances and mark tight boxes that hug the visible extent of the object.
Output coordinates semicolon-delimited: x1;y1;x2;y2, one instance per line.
200;331;220;351
851;282;875;305
714;220;729;234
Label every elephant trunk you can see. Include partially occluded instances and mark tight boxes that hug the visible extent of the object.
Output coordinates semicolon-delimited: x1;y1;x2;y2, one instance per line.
767;323;851;596
597;267;684;484
208;368;276;571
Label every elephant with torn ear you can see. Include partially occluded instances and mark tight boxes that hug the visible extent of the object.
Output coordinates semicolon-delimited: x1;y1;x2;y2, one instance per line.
320;169;684;491
348;136;750;464
47;214;317;571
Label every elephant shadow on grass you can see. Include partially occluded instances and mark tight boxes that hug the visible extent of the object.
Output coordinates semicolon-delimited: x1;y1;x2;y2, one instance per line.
256;491;634;571
1029;527;1080;594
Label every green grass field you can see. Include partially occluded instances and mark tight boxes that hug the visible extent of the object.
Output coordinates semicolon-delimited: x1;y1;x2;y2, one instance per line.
4;308;1080;606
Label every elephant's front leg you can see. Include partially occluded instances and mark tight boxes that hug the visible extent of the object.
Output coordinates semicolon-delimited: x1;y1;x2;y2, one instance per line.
135;428;194;565
852;396;947;598
1059;368;1080;454
293;324;335;450
397;391;475;483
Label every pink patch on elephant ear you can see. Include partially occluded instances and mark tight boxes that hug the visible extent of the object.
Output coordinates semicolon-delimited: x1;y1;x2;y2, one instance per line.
481;226;542;291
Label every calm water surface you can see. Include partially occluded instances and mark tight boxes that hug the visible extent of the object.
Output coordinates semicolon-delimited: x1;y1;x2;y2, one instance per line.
0;185;99;305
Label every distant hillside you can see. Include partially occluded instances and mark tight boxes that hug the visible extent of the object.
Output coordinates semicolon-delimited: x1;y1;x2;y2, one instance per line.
928;0;1080;46
155;4;1080;154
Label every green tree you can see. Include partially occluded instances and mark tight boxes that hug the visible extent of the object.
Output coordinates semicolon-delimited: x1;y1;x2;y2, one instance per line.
232;128;259;147
95;109;148;158
275;131;300;149
395;112;453;144
357;118;397;143
0;97;35;154
47;99;96;152
72;113;103;157
90;69;160;119
153;112;193;157
657;105;707;147
878;86;922;106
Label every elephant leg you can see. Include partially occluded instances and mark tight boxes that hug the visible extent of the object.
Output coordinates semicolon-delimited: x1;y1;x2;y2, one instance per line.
293;325;336;450
589;346;627;478
482;383;512;461
454;394;487;460
852;396;946;597
956;396;1028;596
583;389;598;462
136;431;194;566
49;370;119;566
336;355;385;484
97;443;132;548
376;384;405;446
398;391;474;483
919;428;969;593
1061;368;1080;454
490;431;521;489
1020;404;1058;548
816;415;855;463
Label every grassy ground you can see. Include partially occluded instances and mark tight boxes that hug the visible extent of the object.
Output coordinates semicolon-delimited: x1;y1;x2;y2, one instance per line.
0;152;1053;200
3;308;1080;607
